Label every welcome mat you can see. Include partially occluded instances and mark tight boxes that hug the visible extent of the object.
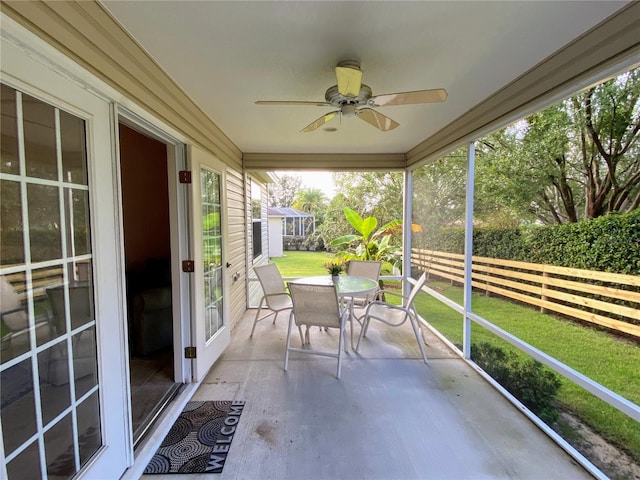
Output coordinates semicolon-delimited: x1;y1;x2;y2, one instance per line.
144;400;245;474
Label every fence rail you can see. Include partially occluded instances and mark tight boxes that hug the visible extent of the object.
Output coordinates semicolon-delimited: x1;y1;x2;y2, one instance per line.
411;248;640;338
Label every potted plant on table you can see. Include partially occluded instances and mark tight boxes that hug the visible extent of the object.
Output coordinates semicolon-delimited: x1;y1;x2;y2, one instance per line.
324;260;344;281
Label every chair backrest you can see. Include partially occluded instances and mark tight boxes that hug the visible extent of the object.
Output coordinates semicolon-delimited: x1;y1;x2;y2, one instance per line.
0;275;27;330
255;264;286;295
347;260;382;282
405;272;428;308
254;264;290;309
288;283;342;329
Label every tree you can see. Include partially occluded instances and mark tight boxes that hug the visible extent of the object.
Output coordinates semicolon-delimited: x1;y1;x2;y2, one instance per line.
474;67;640;225
292;187;327;222
333;172;403;224
268;174;302;207
573;70;640;218
316;193;351;248
412;149;468;229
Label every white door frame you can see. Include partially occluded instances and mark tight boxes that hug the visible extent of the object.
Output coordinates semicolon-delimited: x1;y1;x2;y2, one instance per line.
188;146;231;382
115;109;193;384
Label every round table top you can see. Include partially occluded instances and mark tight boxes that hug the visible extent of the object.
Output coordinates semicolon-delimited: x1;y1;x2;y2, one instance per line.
288;275;378;297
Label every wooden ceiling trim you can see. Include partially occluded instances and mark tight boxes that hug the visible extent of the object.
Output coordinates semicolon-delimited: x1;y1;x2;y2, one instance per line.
243;153;406;171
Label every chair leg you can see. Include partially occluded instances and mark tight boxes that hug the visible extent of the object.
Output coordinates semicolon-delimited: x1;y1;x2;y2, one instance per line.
409;315;428;364
348;316;356;350
336;320;345;379
284;312;295;372
250;299;266;338
362;317;372;338
355;316;369;352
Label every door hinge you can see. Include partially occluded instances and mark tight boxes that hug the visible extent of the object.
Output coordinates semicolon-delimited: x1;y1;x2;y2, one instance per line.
179;170;192;184
182;260;195;272
185;346;197;359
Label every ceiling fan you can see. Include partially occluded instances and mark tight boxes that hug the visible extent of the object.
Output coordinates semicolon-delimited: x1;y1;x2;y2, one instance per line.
255;60;447;132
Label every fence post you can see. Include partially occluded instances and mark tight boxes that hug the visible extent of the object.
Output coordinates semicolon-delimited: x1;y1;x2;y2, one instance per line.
541;271;548;314
485;267;491;297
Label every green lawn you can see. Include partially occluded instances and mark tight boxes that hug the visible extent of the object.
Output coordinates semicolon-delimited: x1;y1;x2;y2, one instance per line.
270;252;640;465
271;250;340;277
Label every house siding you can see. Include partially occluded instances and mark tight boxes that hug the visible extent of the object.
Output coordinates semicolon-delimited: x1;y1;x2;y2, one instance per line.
226;168;248;328
246;174;270;308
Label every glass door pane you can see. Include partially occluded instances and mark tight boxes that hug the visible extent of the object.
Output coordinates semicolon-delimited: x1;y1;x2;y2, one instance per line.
0;84;101;479
201;168;224;341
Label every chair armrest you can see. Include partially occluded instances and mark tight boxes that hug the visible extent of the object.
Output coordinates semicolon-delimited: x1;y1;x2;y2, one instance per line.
1;305;26;317
1;305;29;331
263;292;290;299
376;290;409;302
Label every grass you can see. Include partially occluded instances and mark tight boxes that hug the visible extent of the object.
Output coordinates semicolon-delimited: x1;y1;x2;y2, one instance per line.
271;250;338;277
270;252;640;465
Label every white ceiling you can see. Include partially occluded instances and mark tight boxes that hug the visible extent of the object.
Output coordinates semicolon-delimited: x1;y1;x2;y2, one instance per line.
102;1;628;155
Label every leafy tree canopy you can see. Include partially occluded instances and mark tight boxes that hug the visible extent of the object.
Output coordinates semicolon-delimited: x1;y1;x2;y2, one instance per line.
268;174;302;207
474;68;640;225
292;187;328;224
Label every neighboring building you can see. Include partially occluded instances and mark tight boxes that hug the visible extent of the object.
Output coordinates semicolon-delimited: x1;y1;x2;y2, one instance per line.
267;207;315;257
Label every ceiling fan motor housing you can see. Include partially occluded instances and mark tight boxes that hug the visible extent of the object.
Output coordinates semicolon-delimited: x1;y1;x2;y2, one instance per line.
255;59;446;132
324;84;373;107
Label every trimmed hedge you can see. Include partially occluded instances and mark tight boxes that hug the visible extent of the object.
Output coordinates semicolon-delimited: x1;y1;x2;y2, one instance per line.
471;342;562;423
417;209;640;274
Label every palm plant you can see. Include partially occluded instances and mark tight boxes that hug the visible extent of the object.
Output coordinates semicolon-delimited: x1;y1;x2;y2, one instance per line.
329;207;403;270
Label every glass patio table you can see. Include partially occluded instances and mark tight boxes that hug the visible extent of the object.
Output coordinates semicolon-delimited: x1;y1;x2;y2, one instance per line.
288;275;379;348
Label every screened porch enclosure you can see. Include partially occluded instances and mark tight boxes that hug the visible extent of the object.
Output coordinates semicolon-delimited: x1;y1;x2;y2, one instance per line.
135;308;591;480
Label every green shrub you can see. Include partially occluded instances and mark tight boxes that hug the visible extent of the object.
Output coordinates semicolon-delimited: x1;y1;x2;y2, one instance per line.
417;209;640;274
471;342;562;423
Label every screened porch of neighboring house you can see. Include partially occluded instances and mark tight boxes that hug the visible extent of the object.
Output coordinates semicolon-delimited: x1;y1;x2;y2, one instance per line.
268;207;316;254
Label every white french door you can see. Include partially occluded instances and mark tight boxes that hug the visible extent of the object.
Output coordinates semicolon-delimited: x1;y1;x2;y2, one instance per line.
1;32;130;479
188;146;230;382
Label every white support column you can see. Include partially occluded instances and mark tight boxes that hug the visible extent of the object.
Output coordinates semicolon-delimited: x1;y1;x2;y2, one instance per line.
402;170;414;296
463;142;476;359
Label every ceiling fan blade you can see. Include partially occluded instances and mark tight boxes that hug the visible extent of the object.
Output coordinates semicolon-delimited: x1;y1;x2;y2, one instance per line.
335;65;363;98
369;88;448;106
301;111;339;133
255;100;330;106
356;108;399;131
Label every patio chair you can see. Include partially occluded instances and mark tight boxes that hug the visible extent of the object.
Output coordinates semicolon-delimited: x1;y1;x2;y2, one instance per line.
347;260;382;298
284;283;349;379
250;264;293;338
355;272;428;364
346;260;382;346
1;275;52;350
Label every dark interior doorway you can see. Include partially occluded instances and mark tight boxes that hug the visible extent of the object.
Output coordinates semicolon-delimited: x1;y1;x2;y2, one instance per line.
118;123;180;445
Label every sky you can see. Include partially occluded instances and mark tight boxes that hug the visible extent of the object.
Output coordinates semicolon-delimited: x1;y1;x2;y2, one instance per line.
289;171;336;198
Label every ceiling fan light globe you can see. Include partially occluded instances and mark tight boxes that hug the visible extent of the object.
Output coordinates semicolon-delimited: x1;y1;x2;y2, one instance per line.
342;104;357;117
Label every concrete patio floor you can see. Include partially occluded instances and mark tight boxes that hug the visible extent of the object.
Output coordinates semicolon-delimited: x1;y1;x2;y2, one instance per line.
141;309;591;480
